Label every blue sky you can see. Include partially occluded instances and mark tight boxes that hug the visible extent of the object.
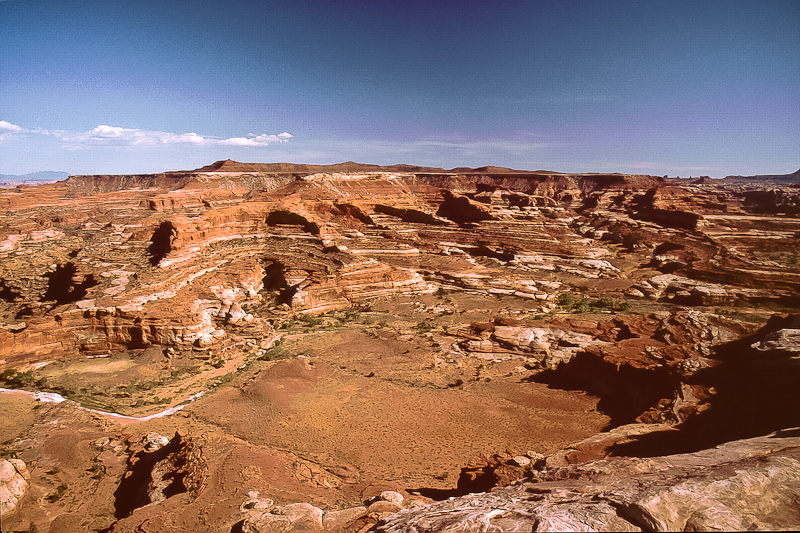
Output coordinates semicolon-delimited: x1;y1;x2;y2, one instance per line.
1;0;798;177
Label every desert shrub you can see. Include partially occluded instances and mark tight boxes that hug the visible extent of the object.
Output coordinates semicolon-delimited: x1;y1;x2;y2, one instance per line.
257;343;289;361
298;315;323;328
170;365;200;378
0;369;35;387
217;372;236;384
593;297;615;309
556;293;574;307
342;310;361;323
590;297;631;312
415;319;434;333
574;300;590;313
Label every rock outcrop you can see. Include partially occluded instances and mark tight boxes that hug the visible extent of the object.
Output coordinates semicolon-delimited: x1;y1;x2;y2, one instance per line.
0;458;30;518
378;428;800;532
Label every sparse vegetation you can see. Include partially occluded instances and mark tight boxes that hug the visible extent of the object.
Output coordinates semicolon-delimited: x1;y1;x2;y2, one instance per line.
0;369;36;387
556;293;574;307
557;293;631;313
213;371;237;386
2;153;799;532
342;310;361;323
170;365;201;378
415;319;435;333
299;314;324;328
257;341;290;361
574;299;590;313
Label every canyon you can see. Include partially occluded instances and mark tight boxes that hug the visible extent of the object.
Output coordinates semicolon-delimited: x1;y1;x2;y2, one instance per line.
1;160;798;532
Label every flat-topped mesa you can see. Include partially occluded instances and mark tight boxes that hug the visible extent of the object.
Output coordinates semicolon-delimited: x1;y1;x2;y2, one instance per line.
720;168;800;186
64;173;195;195
192;159;443;175
415;170;662;192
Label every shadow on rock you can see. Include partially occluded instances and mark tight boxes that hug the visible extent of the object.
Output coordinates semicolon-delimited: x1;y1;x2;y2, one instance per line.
147;221;177;266
609;314;800;457
530;350;681;431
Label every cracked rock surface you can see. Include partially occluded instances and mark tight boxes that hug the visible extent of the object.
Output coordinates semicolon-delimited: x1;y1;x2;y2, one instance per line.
378;428;800;532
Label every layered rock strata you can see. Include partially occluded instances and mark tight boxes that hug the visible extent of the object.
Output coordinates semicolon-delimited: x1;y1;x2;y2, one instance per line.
1;161;799;532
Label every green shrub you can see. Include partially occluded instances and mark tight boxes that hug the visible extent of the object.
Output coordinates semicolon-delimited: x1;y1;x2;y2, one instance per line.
556;293;574;307
415;319;434;333
593;297;615;309
342;310;361;323
257;344;288;361
0;369;35;387
574;300;590;313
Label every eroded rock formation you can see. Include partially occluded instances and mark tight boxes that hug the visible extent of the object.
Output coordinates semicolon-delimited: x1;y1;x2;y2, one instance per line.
1;161;798;532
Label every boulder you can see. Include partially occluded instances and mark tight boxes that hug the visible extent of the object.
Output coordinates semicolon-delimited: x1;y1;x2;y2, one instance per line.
243;503;323;533
0;458;30;518
752;328;800;354
322;506;367;530
377;490;404;506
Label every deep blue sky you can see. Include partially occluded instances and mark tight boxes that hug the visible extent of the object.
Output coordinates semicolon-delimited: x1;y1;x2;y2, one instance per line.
1;0;798;176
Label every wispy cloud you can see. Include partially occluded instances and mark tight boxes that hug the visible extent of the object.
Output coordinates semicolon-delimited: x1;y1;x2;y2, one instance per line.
0;120;292;149
618;161;720;173
0;120;23;132
341;138;554;159
285;136;557;170
0;120;24;142
219;133;293;146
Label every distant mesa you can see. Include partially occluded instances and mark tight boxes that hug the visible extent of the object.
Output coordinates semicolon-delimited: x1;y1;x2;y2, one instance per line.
0;171;69;187
722;169;800;185
193;159;449;175
190;159;657;180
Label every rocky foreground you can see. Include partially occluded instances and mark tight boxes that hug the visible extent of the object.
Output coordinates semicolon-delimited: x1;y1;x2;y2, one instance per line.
0;161;798;531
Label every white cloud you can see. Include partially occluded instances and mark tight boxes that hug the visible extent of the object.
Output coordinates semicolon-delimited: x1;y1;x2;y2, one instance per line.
219;132;293;146
0;120;23;132
55;124;292;149
0;120;292;150
0;120;25;143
